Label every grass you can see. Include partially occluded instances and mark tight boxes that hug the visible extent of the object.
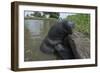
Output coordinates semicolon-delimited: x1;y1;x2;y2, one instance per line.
67;13;90;38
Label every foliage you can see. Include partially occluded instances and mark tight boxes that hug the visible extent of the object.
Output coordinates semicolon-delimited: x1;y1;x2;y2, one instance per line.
31;11;42;17
43;12;59;19
30;12;59;19
67;14;90;37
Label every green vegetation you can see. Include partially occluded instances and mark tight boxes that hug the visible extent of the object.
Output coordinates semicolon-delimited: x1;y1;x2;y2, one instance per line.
43;12;59;19
29;12;59;19
67;14;90;37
